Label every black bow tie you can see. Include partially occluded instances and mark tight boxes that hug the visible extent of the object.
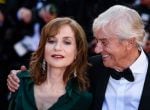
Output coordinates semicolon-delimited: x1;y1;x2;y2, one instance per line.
109;68;134;82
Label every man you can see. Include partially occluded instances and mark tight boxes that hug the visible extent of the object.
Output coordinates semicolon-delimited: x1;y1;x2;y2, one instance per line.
88;5;150;110
7;5;150;110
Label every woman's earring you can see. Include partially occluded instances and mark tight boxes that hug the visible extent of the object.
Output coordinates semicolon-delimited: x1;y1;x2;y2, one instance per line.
73;69;77;77
42;59;46;73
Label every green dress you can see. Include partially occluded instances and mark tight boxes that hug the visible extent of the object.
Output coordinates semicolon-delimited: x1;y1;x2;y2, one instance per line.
8;71;92;110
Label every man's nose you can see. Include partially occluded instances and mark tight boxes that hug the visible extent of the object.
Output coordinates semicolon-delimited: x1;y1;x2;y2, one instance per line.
94;42;103;54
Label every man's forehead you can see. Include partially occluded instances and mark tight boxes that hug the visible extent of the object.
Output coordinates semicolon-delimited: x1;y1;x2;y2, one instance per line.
94;32;111;41
95;28;109;37
95;28;118;40
94;37;107;41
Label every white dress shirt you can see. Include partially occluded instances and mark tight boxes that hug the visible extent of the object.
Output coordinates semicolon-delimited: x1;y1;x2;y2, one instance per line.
102;49;148;110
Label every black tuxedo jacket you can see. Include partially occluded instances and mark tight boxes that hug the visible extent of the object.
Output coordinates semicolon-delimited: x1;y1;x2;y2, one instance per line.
88;55;150;110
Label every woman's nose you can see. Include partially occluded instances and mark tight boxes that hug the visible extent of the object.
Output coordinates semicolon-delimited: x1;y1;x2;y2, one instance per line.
54;42;61;50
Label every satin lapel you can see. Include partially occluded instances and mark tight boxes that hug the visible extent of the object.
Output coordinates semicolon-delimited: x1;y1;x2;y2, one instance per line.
138;55;150;110
94;68;110;110
89;55;110;110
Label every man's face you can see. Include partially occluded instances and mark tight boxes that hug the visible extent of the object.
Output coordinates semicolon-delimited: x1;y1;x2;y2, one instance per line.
94;30;129;69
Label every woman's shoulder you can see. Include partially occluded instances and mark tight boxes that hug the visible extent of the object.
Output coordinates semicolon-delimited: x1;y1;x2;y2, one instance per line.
17;70;34;89
79;91;93;102
71;90;93;110
17;70;31;78
68;79;93;103
9;71;36;109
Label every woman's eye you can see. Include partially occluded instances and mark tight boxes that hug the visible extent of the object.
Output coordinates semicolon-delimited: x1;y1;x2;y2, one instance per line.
64;41;71;45
47;37;56;43
48;39;56;43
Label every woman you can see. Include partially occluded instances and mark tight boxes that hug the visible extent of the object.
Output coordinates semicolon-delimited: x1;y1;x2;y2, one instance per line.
8;17;92;110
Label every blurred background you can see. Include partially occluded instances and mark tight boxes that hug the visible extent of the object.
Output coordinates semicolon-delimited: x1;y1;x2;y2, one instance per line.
0;0;150;109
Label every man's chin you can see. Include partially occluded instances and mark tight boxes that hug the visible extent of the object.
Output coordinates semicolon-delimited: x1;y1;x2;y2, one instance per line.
103;62;113;68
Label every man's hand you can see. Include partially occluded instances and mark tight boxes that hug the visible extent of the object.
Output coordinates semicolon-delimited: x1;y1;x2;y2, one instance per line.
7;65;27;92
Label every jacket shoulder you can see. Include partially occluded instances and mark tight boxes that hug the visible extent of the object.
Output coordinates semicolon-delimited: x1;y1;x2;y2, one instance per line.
17;70;31;79
80;91;93;101
88;55;102;65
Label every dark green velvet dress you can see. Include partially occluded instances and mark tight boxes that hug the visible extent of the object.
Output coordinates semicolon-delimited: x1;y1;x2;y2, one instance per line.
8;71;92;110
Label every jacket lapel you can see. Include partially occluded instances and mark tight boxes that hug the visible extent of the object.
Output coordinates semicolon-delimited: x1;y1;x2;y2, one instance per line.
138;55;150;110
94;68;110;110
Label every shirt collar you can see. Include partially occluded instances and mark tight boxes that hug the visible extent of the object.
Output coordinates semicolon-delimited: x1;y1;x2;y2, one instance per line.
130;48;148;74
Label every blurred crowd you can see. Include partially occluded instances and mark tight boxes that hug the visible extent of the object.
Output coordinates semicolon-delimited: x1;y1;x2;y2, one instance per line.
0;0;150;109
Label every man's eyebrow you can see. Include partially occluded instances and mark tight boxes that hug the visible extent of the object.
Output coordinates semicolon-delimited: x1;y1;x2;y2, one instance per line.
96;38;108;41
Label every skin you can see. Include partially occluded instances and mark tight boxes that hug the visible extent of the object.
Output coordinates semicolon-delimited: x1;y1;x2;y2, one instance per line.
94;29;140;71
7;66;26;92
45;25;77;69
18;7;32;23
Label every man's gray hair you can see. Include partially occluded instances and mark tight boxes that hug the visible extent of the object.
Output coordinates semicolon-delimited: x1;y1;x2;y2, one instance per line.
93;5;145;46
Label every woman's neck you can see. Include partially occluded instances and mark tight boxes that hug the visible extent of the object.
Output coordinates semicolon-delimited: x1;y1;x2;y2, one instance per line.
34;67;67;110
45;67;66;87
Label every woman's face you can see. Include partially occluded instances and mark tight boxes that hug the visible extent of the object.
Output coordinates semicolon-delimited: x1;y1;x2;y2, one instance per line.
44;25;77;69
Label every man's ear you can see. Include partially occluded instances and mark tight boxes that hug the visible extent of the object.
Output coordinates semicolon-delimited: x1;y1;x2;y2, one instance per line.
127;37;136;49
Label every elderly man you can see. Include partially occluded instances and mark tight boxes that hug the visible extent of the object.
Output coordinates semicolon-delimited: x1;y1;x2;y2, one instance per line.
89;5;150;110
